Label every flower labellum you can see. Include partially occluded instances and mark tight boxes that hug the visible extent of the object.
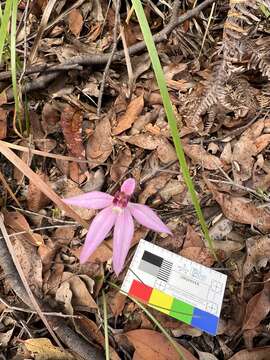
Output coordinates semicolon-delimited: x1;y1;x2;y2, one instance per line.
63;178;171;275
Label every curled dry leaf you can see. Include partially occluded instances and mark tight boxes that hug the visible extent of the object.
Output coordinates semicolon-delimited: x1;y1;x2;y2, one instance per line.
232;118;270;184
117;329;197;360
228;347;270;360
0;327;14;348
156;138;177;164
112;94;144;135
86;116;112;169
68;9;83;37
209;184;270;232
110;147;132;182
108;291;126;317
23;338;75;360
243;235;270;278
119;133;161;150
8;227;43;294
183;143;224;170
4;211;43;246
209;218;233;241
159;179;186;202
27;170;51;212
61;272;98;312
242;276;270;330
138;173;171;204
41;102;60;135
74;315;121;360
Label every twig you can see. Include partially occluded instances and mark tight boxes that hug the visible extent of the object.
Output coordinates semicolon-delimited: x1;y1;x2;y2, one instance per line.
0;215;62;347
97;0;121;116
4;0;215;99
0;214;104;360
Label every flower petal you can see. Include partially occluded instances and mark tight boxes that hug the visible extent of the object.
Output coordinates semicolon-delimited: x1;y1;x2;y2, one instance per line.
113;208;134;276
128;203;172;234
80;207;117;264
121;178;136;196
63;191;113;209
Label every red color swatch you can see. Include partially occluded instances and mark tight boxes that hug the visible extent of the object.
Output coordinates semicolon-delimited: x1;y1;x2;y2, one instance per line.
129;280;153;302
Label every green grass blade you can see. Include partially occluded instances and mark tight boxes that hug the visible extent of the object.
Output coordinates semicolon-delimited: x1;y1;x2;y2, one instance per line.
10;0;22;133
0;0;13;63
102;291;110;360
131;0;217;259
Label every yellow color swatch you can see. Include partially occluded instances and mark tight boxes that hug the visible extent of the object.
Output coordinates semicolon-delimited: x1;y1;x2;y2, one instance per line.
149;289;173;315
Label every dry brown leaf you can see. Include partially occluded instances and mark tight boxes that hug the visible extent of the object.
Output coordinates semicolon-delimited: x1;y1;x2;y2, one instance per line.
159;179;185;202
110;147;132;182
53;226;75;245
228;347;270;360
209;218;233;241
74;315;121;360
44;254;64;296
60;105;85;159
184;224;204;248
23;338;75;360
139;174;171;204
209;185;270;232
41;103;60;135
86;116;112;168
231;119;267;184
68;9;83;37
242;277;270;330
156;139;177;164
4;211;44;246
194;347;218;360
0;327;14;348
243;235;270;278
27;170;51;211
183;143;224;170
61;272;98;312
131;106;161;135
119;329;197;360
109;291;126;317
0;107;7;140
180;246;215;267
9;228;43;293
119;133;161;150
113;95;144;135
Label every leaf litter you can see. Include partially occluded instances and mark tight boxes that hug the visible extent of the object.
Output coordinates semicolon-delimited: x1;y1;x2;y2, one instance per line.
0;0;270;359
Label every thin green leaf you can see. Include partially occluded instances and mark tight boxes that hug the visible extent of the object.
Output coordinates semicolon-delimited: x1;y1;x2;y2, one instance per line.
10;0;22;133
131;0;217;259
0;0;13;62
102;291;110;360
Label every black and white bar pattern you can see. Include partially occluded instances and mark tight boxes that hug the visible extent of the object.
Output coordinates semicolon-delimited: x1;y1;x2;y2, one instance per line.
139;250;173;283
157;259;173;283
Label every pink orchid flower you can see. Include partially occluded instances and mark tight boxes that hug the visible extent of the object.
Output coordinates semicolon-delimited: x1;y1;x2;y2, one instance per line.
63;178;171;275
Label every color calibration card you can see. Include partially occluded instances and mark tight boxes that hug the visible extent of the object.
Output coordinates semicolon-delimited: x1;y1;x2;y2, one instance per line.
121;239;227;335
